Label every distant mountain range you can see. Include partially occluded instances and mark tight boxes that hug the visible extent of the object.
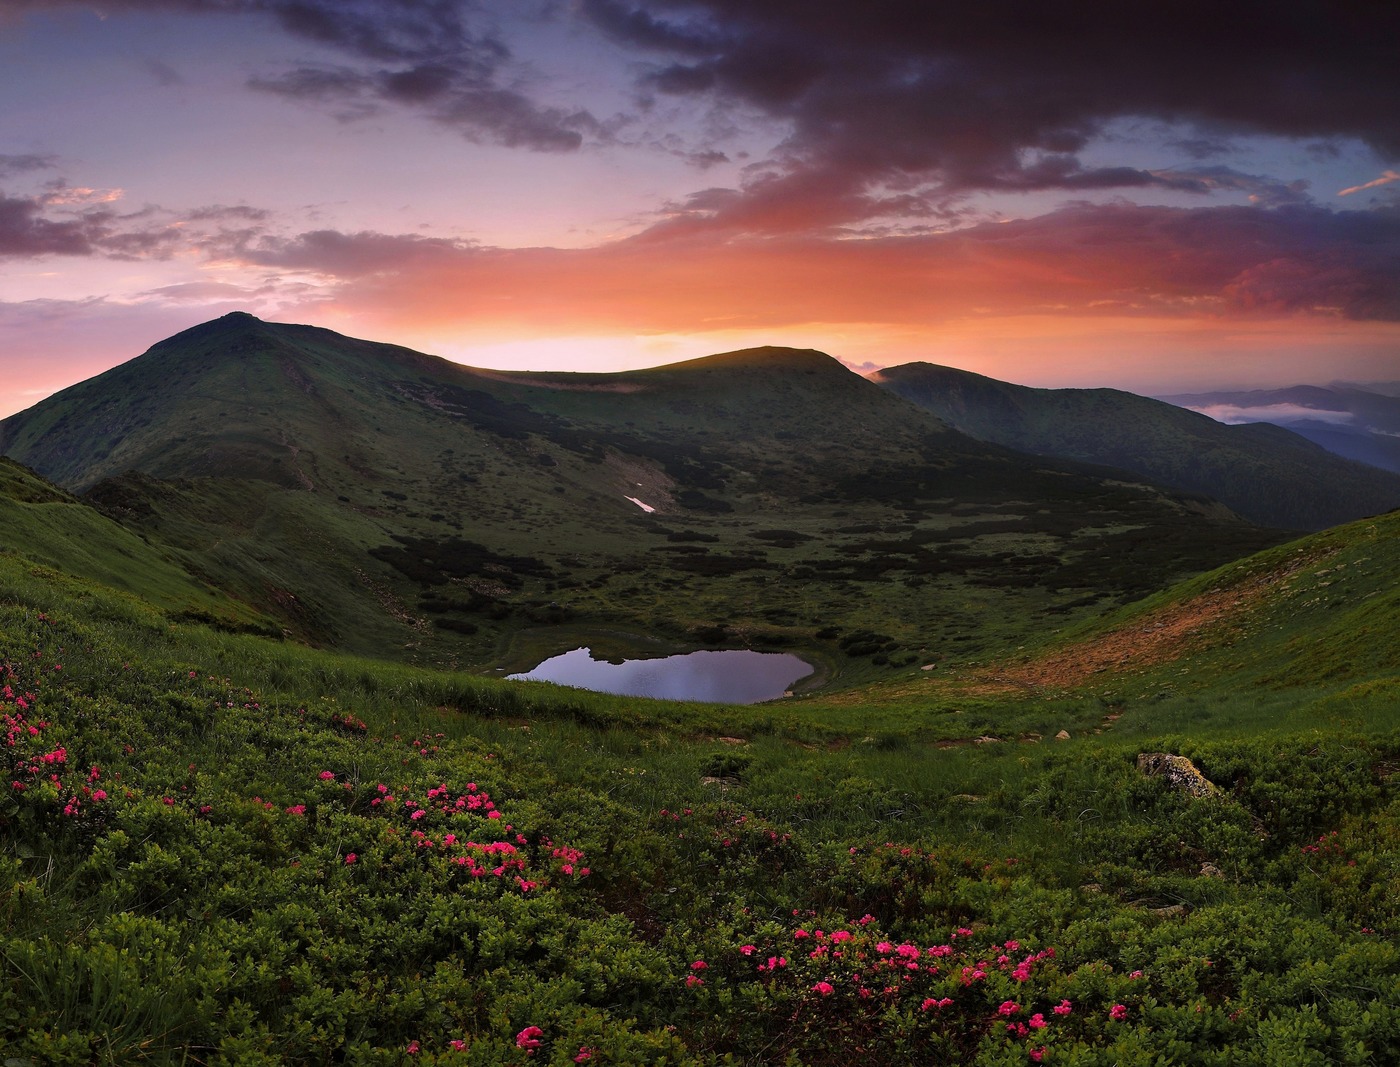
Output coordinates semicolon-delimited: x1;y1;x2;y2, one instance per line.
0;313;1286;673
1158;384;1400;475
873;363;1400;531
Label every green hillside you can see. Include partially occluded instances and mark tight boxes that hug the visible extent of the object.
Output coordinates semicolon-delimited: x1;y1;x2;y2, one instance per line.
1;456;1397;1064
0;314;1282;680
873;362;1400;531
0;457;272;632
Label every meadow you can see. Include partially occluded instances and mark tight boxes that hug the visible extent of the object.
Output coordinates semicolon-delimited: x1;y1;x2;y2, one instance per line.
3;497;1399;1064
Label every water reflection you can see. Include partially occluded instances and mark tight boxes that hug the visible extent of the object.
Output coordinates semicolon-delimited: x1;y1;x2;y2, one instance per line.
507;647;812;704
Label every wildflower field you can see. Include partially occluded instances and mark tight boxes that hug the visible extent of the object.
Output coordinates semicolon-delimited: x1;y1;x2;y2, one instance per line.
2;526;1399;1067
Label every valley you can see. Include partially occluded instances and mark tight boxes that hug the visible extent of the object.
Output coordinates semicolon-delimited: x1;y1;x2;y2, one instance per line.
0;317;1397;1064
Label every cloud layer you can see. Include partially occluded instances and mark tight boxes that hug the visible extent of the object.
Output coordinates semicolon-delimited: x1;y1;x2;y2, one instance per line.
582;0;1400;232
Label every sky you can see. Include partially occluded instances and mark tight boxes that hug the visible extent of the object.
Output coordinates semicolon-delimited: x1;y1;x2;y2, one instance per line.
2;0;1400;417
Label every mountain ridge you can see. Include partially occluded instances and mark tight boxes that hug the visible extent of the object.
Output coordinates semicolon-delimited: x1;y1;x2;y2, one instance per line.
0;315;1285;673
873;361;1400;531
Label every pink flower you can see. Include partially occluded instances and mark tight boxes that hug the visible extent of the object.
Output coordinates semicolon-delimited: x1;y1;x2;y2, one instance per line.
1110;1003;1128;1021
1028;1013;1047;1029
344;853;357;864
318;770;335;780
450;1039;467;1051
998;1001;1020;1016
812;981;835;996
739;944;756;956
574;1049;593;1063
516;1026;544;1052
686;974;705;988
405;1041;419;1054
1052;1000;1073;1015
1030;1049;1045;1062
690;960;708;970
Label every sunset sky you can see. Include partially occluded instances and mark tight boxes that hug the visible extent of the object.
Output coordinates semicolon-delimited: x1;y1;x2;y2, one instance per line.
3;0;1399;417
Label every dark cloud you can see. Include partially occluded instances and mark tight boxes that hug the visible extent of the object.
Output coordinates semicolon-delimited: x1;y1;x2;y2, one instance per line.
246;228;471;277
142;57;183;85
579;0;718;57
243;0;591;151
260;0;585;150
0;194;97;256
0;189;273;261
0;153;58;177
584;1;1400;229
1146;167;1313;207
16;0;592;152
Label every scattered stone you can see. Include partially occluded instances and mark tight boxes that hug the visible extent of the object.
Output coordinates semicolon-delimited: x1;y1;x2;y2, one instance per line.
1200;863;1224;879
1149;903;1188;919
1080;883;1103;894
1055;729;1071;741
974;735;1002;744
700;776;741;788
715;736;748;746
1136;752;1222;798
920;663;937;671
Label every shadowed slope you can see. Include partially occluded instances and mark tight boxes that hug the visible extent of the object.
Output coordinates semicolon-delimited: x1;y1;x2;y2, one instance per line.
874;362;1400;531
1;315;1283;676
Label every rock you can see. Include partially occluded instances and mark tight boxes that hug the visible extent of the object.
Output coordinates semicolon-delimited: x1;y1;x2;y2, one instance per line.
1149;903;1188;918
1055;730;1071;741
1200;863;1224;879
1136;752;1221;798
700;776;741;788
974;735;1002;744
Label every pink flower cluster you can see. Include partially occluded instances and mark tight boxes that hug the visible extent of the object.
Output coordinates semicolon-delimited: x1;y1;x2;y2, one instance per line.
515;1025;544;1054
697;916;1142;1058
330;777;590;895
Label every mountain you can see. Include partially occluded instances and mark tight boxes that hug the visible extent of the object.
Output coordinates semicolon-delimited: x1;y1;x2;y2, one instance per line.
1159;384;1400;474
0;314;1283;674
872;362;1400;531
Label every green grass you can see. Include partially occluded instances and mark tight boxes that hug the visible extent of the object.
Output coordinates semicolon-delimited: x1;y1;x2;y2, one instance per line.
2;535;1399;1063
3;321;1400;1061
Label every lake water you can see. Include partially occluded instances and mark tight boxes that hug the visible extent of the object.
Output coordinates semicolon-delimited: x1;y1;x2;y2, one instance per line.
506;647;813;704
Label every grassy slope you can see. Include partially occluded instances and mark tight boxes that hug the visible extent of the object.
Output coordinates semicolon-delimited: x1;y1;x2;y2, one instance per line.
873;362;1400;531
0;316;1284;682
0;458;272;632
1;466;1398;1063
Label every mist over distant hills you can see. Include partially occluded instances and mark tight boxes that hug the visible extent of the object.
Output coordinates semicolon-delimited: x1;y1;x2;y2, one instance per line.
1159;384;1400;475
873;363;1400;531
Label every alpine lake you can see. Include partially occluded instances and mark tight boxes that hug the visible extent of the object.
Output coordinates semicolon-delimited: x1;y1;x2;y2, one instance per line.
506;646;815;704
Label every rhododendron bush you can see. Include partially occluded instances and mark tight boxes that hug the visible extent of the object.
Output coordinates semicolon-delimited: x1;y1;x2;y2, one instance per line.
2;586;1399;1065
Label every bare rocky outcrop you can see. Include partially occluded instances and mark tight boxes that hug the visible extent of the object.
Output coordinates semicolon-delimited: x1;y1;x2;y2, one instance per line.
1136;752;1222;798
